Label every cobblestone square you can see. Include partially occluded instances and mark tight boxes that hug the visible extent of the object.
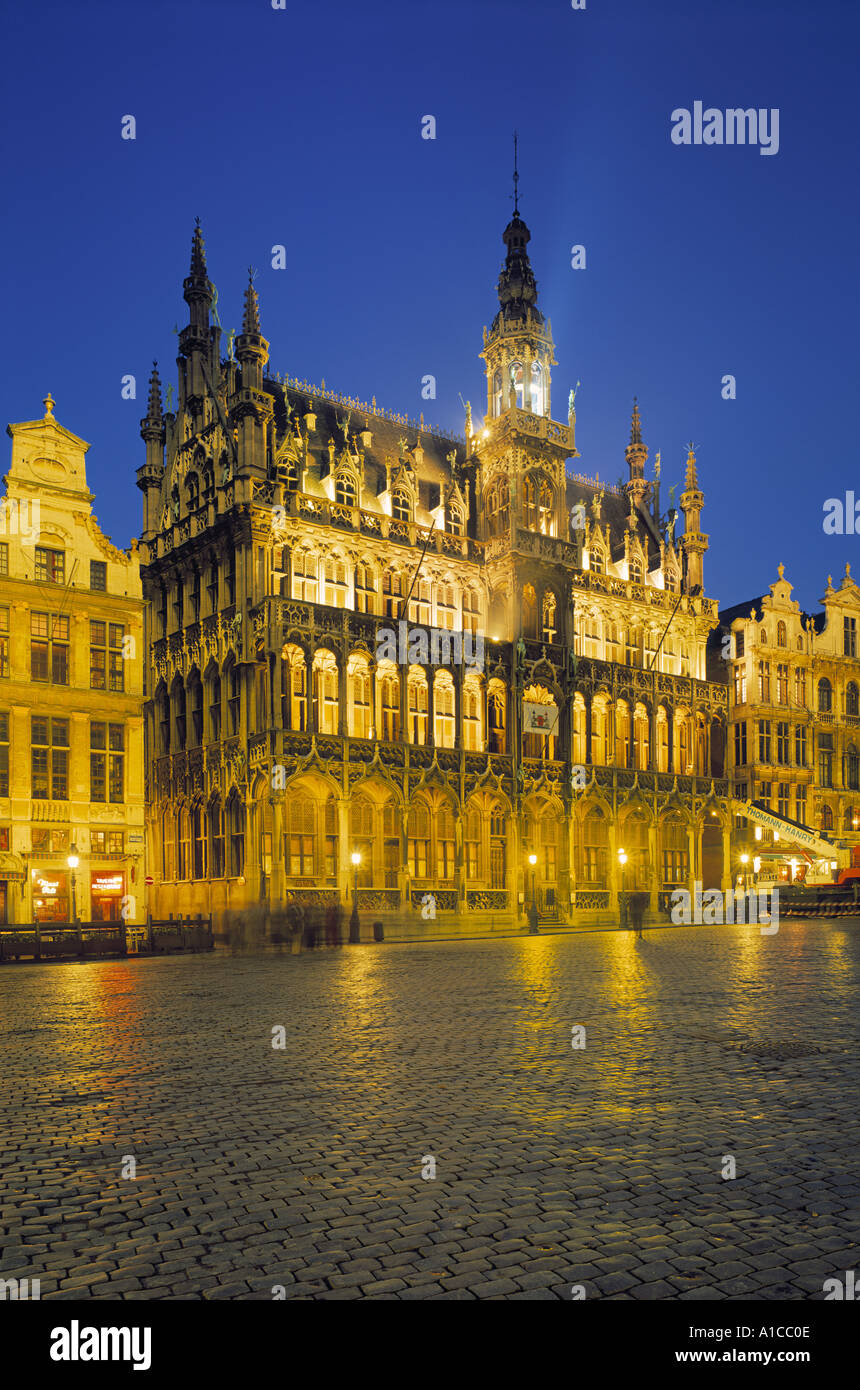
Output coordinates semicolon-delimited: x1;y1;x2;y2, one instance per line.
1;920;859;1300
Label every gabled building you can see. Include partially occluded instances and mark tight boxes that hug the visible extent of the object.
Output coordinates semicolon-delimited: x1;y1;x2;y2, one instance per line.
0;396;144;924
140;210;730;935
711;562;860;884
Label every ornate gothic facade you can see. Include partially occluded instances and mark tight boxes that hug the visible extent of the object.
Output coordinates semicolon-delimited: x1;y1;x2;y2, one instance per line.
139;211;731;934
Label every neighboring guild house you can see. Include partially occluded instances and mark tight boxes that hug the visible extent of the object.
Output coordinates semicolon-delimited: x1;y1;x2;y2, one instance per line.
138;215;731;937
0;396;144;926
710;562;860;884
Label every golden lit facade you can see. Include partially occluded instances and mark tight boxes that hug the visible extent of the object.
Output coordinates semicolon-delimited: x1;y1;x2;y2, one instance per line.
0;398;144;924
139;218;731;932
715;563;860;880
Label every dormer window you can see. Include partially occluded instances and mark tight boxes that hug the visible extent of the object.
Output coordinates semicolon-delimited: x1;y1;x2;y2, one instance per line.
445;505;464;537
590;547;605;574
335;474;357;507
392;489;411;522
629;557;643;585
665;569;678;593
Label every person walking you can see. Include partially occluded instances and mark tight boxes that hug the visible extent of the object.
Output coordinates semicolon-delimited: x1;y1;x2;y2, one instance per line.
630;891;646;940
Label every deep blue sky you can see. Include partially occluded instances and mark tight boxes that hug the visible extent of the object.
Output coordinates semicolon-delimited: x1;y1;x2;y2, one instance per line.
1;0;857;613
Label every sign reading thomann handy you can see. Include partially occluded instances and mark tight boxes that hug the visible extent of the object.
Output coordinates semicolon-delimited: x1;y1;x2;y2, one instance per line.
732;799;837;860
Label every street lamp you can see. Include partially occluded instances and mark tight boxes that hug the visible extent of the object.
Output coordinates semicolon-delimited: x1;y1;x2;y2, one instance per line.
349;851;361;943
67;845;79;926
617;848;627;928
739;852;749;894
527;853;539;934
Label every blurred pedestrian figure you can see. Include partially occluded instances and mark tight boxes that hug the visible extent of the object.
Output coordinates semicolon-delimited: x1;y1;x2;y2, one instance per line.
630;891;646;940
325;901;339;948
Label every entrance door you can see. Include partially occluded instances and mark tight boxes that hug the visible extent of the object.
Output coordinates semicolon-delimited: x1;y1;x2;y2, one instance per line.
701;823;723;890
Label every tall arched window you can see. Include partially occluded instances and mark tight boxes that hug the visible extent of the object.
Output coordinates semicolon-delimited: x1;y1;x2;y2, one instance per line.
313;650;339;734
819;677;833;713
523;476;537;530
434;671;455;748
509;362;524;408
848;744;859;790
377;661;400;741
493;370;503;416
589;546;605;574
445;505;464;537
776;620;787;647
847;682;859;717
486;479;509;538
208;798;225;878
821;804;834;833
522;584;538;639
392;489;411;521
629;555;643;585
542;591;557;644
581;808;608;885
530;361;544;415
407;668;428;744
537;480;554;536
463;675;482;751
348;655;371;738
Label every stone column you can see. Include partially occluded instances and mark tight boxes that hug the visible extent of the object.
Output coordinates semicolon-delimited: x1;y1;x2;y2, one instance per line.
337;655;348;738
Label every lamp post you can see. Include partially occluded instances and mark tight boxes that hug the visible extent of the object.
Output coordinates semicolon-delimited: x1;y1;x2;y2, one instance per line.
349;851;361;943
617;848;627;929
67;845;79;926
739;852;749;895
527;853;539;934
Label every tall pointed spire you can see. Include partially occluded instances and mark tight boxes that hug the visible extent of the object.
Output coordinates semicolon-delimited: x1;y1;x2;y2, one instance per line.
242;269;261;335
146;361;163;420
625;396;648;495
685;441;699;489
512;130;519;216
190;217;207;278
630;397;643;446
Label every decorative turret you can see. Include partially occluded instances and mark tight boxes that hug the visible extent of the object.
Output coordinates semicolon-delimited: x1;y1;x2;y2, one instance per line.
624;397;649;508
229;269;273;479
680;441;708;593
137;361;166;539
179;220;215;421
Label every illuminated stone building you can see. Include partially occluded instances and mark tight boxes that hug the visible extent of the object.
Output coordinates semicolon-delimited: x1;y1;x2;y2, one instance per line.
0;397;144;924
712;563;860;882
139;215;730;934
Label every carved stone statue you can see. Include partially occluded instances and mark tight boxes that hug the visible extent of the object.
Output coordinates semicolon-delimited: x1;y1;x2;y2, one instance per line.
516;636;526;670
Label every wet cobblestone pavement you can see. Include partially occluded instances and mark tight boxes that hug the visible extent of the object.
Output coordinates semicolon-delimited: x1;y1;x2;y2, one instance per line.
1;919;859;1300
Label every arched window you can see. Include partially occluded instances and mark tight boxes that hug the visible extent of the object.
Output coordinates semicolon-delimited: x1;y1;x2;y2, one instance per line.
323;555;348;608
572;692;586;765
335;473;356;506
350;796;375;886
407;668;428;744
581;808;608;885
821;804;834;833
392;489;411;522
847;682;859;717
161;808;175;880
760;628;767;645
312;650;339;734
434;671;455;748
292;549;317;602
621;811;650;890
377;661;400;741
509;361;524;409
523;475;537;530
629;555;643;585
445;505;464;537
530;361;544;415
848;744;859;791
538;480;554;536
488;679;506;753
436;582;456;631
188;672;203;747
615;700;631;767
656;705;669;773
493;370;503;416
844;805;858;831
354;562;376;614
661;813;689;886
819;677;833;712
486;479;509;538
348;655;371;739
463;675;482;751
776;620;787;647
227;794;245;877
542;591;557;644
208;798;225;878
589;546;604;574
665;568;678;593
522;584;538;639
191;802;206;879
382;567;404;618
407;800;431;879
463;587;481;634
634;703;649;770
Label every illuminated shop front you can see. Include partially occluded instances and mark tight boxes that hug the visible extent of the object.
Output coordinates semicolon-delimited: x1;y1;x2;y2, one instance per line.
33;870;69;923
90;870;125;922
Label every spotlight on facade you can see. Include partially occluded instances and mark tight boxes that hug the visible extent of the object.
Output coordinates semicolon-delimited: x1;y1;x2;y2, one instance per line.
349;852;361;943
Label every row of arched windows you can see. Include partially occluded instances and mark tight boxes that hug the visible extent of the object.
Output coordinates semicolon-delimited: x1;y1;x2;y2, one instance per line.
160;794;245;881
287;550;482;629
491;361;545;416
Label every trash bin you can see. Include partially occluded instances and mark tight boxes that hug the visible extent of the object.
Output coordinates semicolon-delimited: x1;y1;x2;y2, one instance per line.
373;921;384;943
